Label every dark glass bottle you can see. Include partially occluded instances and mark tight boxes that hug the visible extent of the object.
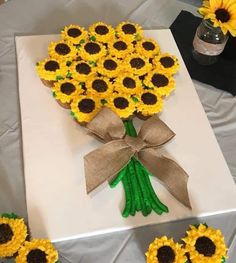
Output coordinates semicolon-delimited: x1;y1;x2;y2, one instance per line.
192;19;228;65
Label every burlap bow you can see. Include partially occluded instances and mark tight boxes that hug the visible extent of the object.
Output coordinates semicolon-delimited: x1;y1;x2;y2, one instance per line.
84;107;191;208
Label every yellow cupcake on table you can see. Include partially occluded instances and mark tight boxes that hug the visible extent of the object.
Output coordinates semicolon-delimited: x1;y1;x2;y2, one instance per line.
69;60;95;83
153;53;180;75
89;22;115;43
116;21;143;42
71;94;101;124
107;92;136;120
61;24;88;45
48;40;77;61
52;79;83;109
144;69;175;97
86;74;113;99
79;41;106;62
114;73;142;95
108;38;134;58
182;224;228;263
36;58;68;87
15;239;58;263
97;56;121;78
0;214;28;258
136;38;161;59
135;89;163;119
146;236;187;263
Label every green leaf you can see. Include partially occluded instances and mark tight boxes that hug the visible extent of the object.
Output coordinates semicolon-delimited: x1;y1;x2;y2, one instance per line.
80;39;85;44
101;99;107;105
90;35;96;42
66;72;72;78
1;213;19;219
76;44;81;50
193;223;208;229
79;82;85;87
131;96;139;103
89;61;97;67
70;111;75;117
52;91;56;98
135;33;142;41
66;61;72;66
221;257;226;263
56;75;64;81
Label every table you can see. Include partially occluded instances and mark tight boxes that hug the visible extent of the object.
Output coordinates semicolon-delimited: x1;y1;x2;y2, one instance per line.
0;0;235;262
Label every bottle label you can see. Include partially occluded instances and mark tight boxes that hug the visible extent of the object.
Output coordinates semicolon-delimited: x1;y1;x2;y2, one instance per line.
193;30;227;56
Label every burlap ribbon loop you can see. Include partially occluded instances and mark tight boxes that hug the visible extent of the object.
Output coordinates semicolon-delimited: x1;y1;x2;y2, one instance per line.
84;107;191;208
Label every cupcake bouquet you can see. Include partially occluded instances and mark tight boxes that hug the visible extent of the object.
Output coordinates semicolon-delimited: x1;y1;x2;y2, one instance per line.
36;21;187;218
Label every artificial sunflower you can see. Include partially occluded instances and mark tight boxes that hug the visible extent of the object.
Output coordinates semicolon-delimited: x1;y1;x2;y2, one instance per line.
36;58;68;87
52;79;83;109
136;38;161;58
125;53;152;76
69;60;95;82
108;38;134;58
15;239;58;263
89;22;115;43
114;73;142;95
116;21;143;42
136;89;163;119
146;236;187;263
97;56;121;78
71;95;101;123
0;215;28;258
182;224;228;263
86;74;113;99
79;41;106;62
61;24;88;45
107;92;136;119
198;0;236;36
153;53;180;75
144;70;176;97
48;40;77;61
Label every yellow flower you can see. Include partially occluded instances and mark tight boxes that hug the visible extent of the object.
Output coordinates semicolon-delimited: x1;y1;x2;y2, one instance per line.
0;216;27;257
36;58;68;81
146;236;187;263
116;21;143;42
124;53;152;76
61;24;88;45
182;224;228;263
71;95;101;123
114;73;142;95
108;38;134;58
52;79;83;105
48;40;77;61
107;92;136;119
97;56;121;78
136;38;161;58
79;41;106;62
198;0;236;36
136;89;163;117
69;60;95;82
153;53;180;75
89;22;115;43
86;74;113;99
143;70;176;96
15;239;58;263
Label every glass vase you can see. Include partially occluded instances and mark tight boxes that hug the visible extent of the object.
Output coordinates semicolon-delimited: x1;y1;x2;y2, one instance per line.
192;19;228;65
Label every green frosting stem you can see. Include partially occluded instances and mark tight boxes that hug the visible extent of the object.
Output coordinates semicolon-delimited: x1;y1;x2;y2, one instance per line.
122;171;132;218
109;166;127;188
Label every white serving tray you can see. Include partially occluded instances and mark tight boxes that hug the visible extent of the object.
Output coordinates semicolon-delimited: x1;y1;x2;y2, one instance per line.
16;30;236;242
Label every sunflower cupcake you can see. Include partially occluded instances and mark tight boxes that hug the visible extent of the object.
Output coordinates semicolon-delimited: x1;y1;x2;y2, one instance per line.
36;58;68;87
97;56;121;78
136;38;160;58
69;60;95;82
79;41;106;62
116;21;143;42
183;224;228;263
108;39;134;58
86;74;113;99
15;239;58;263
71;95;101;124
89;22;115;43
153;53;179;75
125;54;152;76
48;40;77;61
114;73;142;95
52;79;83;109
0;214;28;258
61;24;88;45
136;89;163;119
146;236;187;263
107;92;136;119
144;70;175;97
